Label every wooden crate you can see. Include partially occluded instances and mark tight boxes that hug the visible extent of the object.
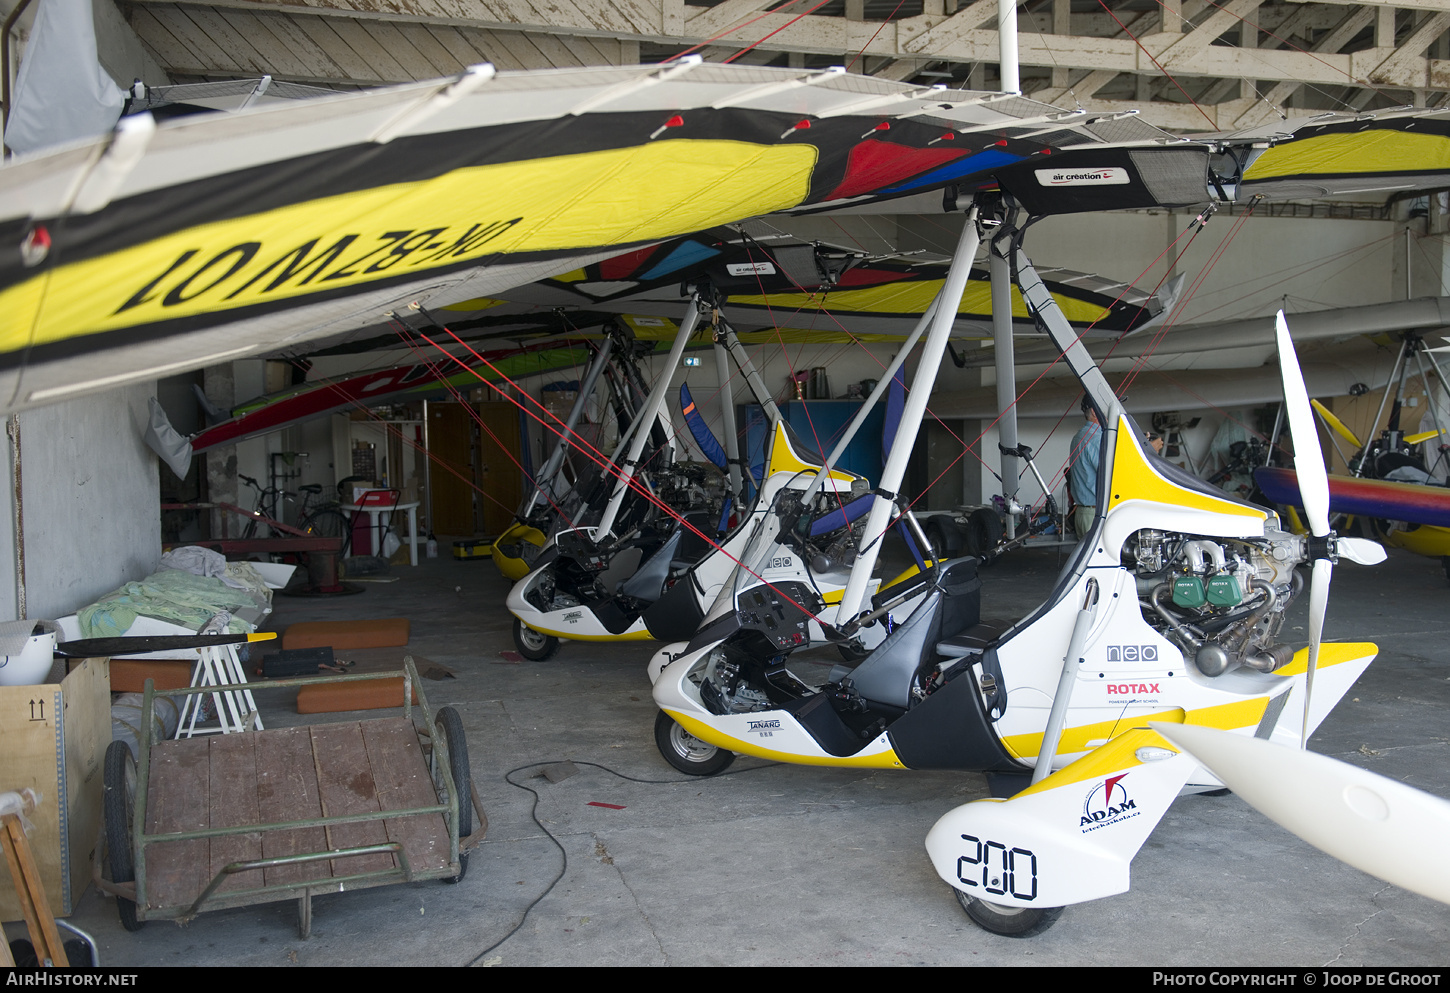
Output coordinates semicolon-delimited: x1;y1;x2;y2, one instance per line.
0;658;110;921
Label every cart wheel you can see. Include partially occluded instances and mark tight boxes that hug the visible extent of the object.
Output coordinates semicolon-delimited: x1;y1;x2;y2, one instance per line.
435;707;472;884
513;618;559;661
103;740;144;932
655;710;734;776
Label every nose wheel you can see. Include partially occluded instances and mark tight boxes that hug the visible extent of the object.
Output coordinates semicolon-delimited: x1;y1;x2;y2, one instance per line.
952;888;1060;937
512;618;559;661
654;711;735;776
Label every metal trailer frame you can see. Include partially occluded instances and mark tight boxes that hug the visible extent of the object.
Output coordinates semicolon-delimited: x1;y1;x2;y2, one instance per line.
97;659;470;937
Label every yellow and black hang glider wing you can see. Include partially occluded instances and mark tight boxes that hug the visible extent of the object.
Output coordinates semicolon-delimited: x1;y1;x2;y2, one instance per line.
1233;111;1450;201
0;61;1178;414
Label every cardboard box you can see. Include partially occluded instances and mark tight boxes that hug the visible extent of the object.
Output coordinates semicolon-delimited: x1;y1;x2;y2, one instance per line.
0;658;110;921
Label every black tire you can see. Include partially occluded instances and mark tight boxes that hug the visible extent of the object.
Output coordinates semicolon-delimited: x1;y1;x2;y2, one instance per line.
513;617;559;661
103;740;144;932
966;508;1004;557
654;710;734;776
435;707;472;884
925;518;965;559
301;507;352;556
953;888;1060;937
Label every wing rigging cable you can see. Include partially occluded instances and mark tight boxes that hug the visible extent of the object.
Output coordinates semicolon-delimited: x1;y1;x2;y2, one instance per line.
406;318;835;626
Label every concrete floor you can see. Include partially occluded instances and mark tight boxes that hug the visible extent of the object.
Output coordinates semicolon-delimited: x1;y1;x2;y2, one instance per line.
33;541;1450;967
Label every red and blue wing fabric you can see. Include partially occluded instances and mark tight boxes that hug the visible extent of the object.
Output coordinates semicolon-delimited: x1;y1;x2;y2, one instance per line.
680;382;733;533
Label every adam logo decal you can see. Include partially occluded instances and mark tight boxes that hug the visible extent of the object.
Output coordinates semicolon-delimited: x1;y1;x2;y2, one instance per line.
1080;775;1140;833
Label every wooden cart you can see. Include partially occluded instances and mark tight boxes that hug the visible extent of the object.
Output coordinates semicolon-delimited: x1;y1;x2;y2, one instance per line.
98;660;473;937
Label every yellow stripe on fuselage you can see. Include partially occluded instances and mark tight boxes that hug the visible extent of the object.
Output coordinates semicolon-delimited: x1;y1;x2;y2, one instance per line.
667;709;905;768
1107;415;1265;520
1008;728;1179;798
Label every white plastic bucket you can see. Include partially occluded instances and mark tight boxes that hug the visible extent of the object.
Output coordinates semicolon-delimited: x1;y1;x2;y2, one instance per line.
0;630;57;686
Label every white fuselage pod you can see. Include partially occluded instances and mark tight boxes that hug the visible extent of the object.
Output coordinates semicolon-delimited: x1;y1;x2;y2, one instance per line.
652;416;1378;777
507;424;869;646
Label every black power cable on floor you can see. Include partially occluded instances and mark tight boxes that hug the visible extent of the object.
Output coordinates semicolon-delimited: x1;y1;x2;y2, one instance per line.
463;758;779;966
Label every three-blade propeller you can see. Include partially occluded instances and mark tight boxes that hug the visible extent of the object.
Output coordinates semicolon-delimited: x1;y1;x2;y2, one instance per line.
1274;312;1385;747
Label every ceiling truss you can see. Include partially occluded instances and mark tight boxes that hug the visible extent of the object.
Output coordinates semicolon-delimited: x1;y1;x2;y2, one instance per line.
107;0;1450;131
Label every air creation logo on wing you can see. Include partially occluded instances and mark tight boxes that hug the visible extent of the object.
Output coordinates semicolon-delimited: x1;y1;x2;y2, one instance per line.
726;262;776;276
1081;774;1139;833
1034;167;1130;187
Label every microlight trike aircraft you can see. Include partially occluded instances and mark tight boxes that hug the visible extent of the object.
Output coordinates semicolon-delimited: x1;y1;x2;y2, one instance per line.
648;200;1386;935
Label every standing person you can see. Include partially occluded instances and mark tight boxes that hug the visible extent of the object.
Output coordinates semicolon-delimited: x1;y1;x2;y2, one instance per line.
1070;395;1101;538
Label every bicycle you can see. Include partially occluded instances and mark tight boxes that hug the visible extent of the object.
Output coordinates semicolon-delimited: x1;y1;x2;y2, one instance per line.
295;481;356;556
238;474;289;539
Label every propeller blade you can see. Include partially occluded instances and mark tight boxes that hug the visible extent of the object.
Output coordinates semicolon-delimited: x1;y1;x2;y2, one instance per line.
1276;312;1330;538
1301;556;1330;747
1310;398;1363;450
1153;723;1450;906
55;632;277;658
1336;536;1387;566
1404;426;1445;446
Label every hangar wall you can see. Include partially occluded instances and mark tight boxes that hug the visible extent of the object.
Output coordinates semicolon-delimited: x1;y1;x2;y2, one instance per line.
0;383;160;622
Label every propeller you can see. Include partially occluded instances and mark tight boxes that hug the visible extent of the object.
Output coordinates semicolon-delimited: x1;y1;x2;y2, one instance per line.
1275;313;1385;742
53;631;278;658
1275;312;1334;748
1153;723;1450;906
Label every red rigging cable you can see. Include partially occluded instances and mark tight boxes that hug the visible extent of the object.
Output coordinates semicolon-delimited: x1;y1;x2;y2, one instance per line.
669;0;815;62
722;0;839;64
1096;0;1217;129
902;210;1215;520
386;322;579;524
845;0;910;74
410;323;832;625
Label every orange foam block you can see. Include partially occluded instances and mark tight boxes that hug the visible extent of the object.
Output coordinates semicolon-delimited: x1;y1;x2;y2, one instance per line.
295;676;419;714
282;618;410;651
109;659;194;693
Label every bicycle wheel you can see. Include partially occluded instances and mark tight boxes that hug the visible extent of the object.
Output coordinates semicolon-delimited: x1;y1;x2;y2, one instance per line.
300;508;352;555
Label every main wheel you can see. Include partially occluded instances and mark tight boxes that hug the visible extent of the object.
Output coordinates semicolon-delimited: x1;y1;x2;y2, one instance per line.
966;508;1004;557
513;617;559;661
654;710;735;776
953;888;1060;937
434;707;472;884
103;740;144;932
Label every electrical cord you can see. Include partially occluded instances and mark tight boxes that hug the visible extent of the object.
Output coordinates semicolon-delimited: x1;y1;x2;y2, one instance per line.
464;756;779;966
